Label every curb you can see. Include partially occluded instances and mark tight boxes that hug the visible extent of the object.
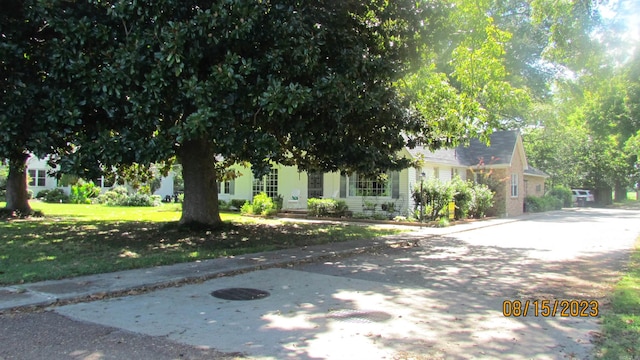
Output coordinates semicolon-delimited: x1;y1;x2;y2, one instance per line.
0;234;431;313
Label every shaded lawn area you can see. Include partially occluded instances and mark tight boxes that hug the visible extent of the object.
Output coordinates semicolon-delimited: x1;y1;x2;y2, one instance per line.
0;201;401;285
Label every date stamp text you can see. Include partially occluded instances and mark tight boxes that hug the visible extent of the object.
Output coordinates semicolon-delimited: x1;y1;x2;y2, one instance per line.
502;299;599;317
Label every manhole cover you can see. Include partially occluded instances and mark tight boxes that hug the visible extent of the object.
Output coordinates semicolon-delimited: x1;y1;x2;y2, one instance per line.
211;288;270;301
326;310;392;323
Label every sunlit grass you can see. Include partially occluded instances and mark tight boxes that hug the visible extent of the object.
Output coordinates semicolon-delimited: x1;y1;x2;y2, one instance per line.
0;201;401;285
595;236;640;359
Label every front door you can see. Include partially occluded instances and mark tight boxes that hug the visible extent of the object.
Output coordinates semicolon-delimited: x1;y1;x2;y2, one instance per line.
308;172;323;199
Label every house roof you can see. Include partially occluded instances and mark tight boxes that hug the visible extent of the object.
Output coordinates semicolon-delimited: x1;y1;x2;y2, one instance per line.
406;147;465;166
408;130;524;168
524;167;550;178
456;130;520;167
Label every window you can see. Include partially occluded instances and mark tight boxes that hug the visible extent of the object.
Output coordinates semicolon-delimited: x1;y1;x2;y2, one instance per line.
510;174;518;197
218;179;235;195
28;169;46;187
253;168;278;198
433;167;440;180
265;169;278;198
535;184;542;194
348;173;390;197
252;176;263;197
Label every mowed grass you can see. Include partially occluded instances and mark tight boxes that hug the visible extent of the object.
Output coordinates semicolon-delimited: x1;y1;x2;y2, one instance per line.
595;236;640;359
0;201;401;285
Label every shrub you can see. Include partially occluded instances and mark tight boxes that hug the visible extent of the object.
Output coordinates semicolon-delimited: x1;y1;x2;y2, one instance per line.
95;186;160;207
548;185;572;207
95;187;129;205
240;201;252;214
525;195;562;213
218;200;230;211
70;181;100;204
36;189;50;199
469;184;494;218
546;196;563;210
0;166;7;190
43;188;69;203
240;193;278;216
412;179;454;221
230;199;247;209
451;177;473;220
273;194;283;211
437;217;450;227
307;198;349;217
123;194;162;207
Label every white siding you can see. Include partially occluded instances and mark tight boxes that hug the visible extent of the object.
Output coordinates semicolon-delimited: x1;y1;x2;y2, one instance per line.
154;175;174;198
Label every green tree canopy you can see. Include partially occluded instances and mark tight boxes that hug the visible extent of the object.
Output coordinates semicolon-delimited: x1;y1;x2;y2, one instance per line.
0;1;78;212
40;0;437;227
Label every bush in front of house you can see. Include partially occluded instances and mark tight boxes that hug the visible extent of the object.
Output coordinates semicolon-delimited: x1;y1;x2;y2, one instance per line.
95;186;128;205
230;199;247;209
451;177;473;220
122;193;162;207
95;186;161;207
412;178;455;221
39;188;69;203
548;185;572;207
218;200;230;211
307;198;349;217
240;192;278;216
412;178;494;221
525;195;563;213
70;181;100;204
468;183;494;218
35;189;49;199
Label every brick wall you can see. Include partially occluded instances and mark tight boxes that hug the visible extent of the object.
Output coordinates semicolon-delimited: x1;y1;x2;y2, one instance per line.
524;175;546;197
505;146;525;217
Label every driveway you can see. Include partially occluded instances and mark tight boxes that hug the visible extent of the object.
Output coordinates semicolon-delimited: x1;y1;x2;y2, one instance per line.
2;208;639;359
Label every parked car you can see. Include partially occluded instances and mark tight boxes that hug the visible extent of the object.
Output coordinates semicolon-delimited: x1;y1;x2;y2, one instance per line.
571;189;595;206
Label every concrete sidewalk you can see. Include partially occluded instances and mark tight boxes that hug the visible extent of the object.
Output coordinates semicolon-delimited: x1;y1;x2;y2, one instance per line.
0;215;522;312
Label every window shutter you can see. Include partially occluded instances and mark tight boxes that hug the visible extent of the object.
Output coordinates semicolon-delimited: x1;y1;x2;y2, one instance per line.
229;179;235;195
392;171;400;199
340;174;346;198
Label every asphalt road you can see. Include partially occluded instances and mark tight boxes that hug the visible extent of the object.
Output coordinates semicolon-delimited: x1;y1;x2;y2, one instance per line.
1;208;639;360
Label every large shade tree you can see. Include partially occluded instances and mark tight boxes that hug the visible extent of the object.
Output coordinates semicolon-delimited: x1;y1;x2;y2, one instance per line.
0;1;76;213
40;0;448;227
523;4;640;204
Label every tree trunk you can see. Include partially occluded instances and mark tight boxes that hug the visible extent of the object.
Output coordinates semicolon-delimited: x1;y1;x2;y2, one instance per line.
614;181;627;202
594;186;613;206
177;139;222;228
5;153;32;213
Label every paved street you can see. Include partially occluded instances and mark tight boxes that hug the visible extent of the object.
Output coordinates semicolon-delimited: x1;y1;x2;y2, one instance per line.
1;208;639;359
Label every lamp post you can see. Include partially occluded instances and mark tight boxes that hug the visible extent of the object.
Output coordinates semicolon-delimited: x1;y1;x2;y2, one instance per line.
420;172;425;222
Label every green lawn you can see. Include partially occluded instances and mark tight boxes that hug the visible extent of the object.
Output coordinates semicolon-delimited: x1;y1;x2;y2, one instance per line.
0;201;400;285
595;236;640;359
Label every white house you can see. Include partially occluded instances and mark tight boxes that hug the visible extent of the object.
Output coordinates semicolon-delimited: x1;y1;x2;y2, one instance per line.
217;131;548;217
26;131;547;216
25;156;175;198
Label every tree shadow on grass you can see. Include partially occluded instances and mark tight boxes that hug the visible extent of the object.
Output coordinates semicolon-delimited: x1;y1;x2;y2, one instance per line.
0;218;389;285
